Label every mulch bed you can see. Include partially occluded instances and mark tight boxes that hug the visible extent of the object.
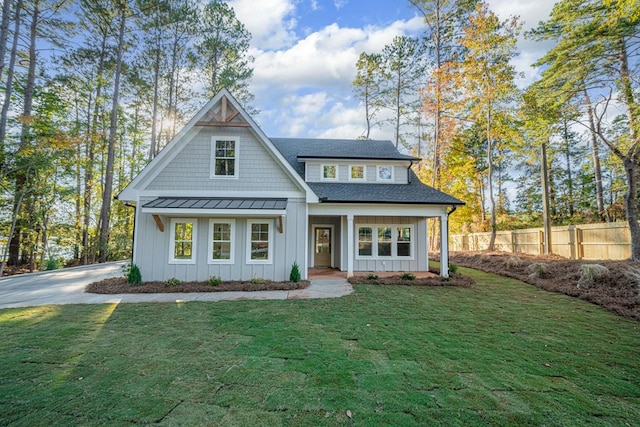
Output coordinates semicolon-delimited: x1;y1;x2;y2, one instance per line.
348;270;474;287
440;251;640;322
86;277;310;294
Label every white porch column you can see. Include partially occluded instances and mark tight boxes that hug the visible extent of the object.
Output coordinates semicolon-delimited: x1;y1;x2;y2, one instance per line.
347;214;354;277
440;213;449;278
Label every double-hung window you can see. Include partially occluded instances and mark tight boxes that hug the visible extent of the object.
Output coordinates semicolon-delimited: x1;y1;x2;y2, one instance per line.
170;218;197;264
209;219;234;264
247;220;272;263
356;225;413;259
211;137;238;178
358;227;373;256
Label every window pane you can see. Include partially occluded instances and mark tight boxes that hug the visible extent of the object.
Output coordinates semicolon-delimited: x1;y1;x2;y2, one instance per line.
359;227;372;242
378;227;392;241
251;242;269;260
174;242;192;259
359;242;372;256
397;242;411;257
351;166;364;179
397;227;411;241
213;242;231;260
378;242;391;256
323;165;336;179
378;166;392;180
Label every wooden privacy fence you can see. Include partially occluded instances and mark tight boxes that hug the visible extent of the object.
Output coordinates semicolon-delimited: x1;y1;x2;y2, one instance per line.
451;221;634;260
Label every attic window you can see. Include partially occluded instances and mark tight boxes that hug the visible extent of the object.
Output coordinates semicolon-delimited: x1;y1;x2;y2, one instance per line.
377;165;393;182
350;165;365;181
322;164;337;181
211;137;238;178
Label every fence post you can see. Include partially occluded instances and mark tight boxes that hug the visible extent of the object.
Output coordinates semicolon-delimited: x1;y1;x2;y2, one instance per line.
511;231;516;254
538;230;545;255
576;227;583;260
568;225;576;260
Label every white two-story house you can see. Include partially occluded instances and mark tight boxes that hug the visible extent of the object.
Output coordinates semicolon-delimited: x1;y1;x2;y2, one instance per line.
117;89;463;282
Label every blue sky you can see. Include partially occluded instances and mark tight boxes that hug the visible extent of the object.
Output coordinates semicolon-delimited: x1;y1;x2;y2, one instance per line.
228;0;558;140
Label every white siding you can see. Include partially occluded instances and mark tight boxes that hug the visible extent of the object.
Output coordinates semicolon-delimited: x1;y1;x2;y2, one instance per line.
352;216;428;272
134;198;308;282
145;127;301;193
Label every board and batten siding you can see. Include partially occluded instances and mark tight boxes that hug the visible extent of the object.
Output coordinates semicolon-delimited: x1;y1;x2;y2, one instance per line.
349;216;428;272
145;127;301;193
133;198;307;282
306;162;408;184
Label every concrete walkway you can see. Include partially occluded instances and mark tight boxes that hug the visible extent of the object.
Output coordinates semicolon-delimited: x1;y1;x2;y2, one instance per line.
0;262;353;309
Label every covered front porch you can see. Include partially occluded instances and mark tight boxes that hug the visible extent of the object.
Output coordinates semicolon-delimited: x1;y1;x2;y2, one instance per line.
308;203;453;278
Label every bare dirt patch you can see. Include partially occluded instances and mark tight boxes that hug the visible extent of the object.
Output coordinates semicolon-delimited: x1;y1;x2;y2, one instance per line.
86;277;310;294
348;271;474;287
441;251;640;321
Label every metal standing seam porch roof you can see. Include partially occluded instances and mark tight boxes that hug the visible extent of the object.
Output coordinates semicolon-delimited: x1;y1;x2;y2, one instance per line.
142;197;288;210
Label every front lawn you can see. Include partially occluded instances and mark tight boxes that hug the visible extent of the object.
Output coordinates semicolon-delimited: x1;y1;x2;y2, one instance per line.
1;267;638;426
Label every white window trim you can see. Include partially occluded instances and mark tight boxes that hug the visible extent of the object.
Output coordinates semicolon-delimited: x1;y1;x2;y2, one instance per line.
208;219;235;264
321;164;338;181
210;136;239;179
246;219;273;264
169;218;197;264
349;165;366;182
355;224;414;260
376;165;394;182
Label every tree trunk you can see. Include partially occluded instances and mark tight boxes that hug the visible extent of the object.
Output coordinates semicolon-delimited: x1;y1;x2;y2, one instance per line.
487;111;497;251
624;159;640;260
0;0;22;177
616;37;640;260
149;43;160;160
8;0;38;266
562;116;575;216
98;7;126;263
0;0;12;78
583;88;606;221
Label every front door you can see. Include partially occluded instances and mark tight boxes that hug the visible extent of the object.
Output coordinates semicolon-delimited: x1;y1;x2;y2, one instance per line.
314;227;332;267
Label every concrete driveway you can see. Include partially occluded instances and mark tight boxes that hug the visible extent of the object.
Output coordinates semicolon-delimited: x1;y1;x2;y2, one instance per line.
0;262;352;309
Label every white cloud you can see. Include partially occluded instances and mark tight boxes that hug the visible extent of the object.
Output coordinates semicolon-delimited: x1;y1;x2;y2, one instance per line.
249;16;427;138
229;0;297;50
334;0;347;10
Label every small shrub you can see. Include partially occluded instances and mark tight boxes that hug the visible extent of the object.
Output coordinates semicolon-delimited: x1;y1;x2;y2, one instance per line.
505;256;522;269
401;272;416;280
526;262;549;279
126;264;142;285
45;258;62;271
449;264;459;274
367;273;379;280
623;267;640;288
479;254;490;263
208;276;222;286
166;277;181;286
289;262;301;282
578;264;610;288
251;277;265;284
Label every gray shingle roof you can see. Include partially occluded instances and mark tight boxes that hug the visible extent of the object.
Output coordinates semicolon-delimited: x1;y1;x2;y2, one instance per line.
143;197;288;210
270;138;464;206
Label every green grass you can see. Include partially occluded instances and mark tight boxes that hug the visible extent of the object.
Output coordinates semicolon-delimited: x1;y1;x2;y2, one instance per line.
1;267;639;426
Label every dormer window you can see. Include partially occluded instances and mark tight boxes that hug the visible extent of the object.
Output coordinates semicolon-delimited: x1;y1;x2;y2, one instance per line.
377;165;393;182
350;165;365;181
322;164;337;180
211;137;238;178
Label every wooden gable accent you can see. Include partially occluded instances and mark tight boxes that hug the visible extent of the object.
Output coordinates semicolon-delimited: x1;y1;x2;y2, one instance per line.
195;95;250;128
